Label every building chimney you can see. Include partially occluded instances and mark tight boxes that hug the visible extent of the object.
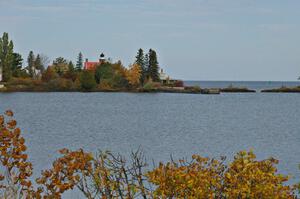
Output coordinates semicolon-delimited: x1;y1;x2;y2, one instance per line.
85;58;88;62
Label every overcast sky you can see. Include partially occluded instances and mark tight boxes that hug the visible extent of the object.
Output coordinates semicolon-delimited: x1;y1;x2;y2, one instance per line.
0;0;299;81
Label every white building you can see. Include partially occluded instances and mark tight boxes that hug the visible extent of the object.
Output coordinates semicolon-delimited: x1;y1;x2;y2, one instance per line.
159;69;169;81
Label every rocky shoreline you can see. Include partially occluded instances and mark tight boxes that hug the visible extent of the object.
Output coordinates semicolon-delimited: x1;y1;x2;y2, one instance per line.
261;86;300;93
0;83;259;94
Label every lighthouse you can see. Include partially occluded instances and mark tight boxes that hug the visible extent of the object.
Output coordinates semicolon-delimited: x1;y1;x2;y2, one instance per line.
99;53;105;62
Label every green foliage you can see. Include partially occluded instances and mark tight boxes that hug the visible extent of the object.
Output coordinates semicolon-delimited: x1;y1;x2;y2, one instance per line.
142;80;158;92
80;70;97;91
62;61;77;82
53;57;68;76
143;81;154;90
148;49;160;82
135;48;146;84
11;53;23;77
27;51;35;78
95;62;114;84
0;32;14;81
34;54;44;72
76;52;83;71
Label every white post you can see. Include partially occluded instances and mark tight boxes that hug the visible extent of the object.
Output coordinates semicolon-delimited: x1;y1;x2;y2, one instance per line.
0;66;2;82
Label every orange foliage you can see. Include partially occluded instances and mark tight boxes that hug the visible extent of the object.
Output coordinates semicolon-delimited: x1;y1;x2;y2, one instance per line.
126;63;142;87
0;110;35;198
36;148;93;198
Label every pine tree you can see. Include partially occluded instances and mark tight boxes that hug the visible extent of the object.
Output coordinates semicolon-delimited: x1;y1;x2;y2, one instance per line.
76;52;83;71
27;51;35;78
135;48;146;84
148;49;160;82
12;53;23;77
35;54;44;72
144;53;149;80
68;61;75;72
0;32;14;81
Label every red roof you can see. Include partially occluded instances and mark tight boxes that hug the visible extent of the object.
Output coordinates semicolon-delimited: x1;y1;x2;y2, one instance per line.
84;62;100;70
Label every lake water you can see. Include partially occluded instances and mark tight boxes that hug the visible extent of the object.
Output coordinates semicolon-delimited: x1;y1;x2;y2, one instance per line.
0;87;299;198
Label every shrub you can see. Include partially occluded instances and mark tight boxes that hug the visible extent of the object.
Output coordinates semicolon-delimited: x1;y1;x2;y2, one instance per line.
42;67;57;82
80;70;97;91
147;150;296;199
47;78;73;91
98;79;114;90
184;85;201;93
174;80;184;87
7;77;35;86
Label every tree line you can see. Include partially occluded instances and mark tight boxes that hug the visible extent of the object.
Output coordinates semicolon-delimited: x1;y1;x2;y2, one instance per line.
0;32;165;91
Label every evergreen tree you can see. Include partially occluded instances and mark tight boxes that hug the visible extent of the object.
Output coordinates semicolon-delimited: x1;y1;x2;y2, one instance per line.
27;51;35;78
0;32;14;81
68;61;75;72
76;52;83;71
135;48;146;84
135;48;144;67
11;53;23;77
144;53;149;79
35;54;44;72
148;49;160;82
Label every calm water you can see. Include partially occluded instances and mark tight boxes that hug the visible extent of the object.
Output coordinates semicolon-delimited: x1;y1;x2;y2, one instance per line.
0;90;299;198
185;80;300;91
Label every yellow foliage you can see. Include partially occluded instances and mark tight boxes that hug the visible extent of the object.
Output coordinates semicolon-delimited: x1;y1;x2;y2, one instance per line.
147;151;296;199
126;63;141;87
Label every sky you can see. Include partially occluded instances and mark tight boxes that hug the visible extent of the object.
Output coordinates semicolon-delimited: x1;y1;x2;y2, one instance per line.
0;0;299;81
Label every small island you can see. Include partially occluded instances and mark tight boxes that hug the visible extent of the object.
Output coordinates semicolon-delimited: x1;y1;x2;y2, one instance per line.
261;86;300;93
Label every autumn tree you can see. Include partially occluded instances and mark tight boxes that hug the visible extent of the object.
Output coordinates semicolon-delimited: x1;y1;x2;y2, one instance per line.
147;150;296;199
0;110;36;198
63;61;77;81
126;63;142;88
0;32;14;81
53;57;69;76
42;67;57;82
